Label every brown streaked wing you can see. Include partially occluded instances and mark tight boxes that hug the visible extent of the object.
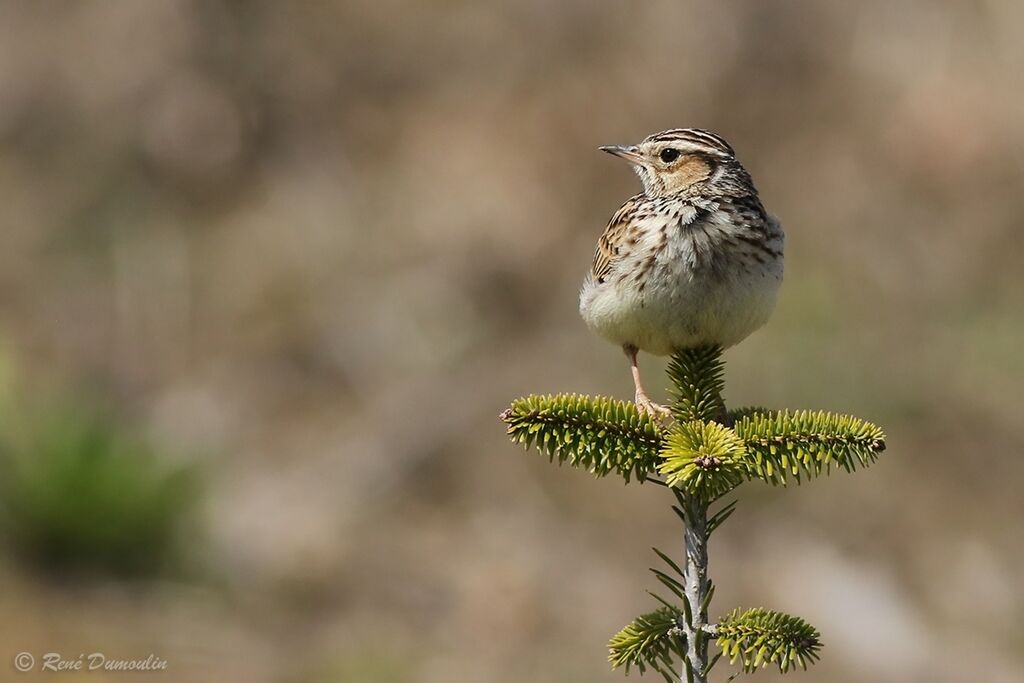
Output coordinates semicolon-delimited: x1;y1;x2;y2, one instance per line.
591;193;644;284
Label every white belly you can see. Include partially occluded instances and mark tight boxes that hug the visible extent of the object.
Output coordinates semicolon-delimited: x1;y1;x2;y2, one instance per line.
579;228;783;355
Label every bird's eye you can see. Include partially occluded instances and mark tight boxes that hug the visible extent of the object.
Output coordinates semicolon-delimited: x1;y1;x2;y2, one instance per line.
659;148;680;163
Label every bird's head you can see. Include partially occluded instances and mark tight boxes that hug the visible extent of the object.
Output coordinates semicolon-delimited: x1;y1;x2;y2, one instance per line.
600;128;749;198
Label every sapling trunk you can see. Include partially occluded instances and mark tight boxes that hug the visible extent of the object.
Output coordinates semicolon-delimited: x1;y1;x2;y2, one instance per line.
680;494;710;682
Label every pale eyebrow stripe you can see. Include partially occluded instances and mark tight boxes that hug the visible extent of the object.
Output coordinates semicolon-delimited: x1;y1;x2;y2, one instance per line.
645;128;734;158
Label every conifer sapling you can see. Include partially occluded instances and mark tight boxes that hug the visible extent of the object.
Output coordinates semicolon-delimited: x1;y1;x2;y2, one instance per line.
501;346;886;682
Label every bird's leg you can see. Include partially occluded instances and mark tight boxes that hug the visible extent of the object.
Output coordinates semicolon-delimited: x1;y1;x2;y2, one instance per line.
623;344;672;420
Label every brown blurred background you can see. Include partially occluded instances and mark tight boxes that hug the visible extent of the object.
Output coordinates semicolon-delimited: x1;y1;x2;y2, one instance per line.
0;1;1021;682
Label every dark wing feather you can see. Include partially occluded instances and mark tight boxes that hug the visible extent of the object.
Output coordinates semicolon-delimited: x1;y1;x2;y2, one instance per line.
591;194;644;284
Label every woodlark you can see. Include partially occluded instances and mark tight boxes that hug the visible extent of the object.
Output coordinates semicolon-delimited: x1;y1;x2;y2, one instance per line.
579;128;784;418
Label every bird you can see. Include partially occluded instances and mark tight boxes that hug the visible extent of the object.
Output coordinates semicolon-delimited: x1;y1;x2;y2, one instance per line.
579;128;784;419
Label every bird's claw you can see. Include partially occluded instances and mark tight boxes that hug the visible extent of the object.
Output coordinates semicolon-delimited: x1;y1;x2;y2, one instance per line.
635;394;673;424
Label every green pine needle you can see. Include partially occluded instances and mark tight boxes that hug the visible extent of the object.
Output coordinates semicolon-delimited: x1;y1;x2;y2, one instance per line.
723;406;771;423
500;394;664;482
731;409;886;485
608;607;686;679
667;346;726;423
716;607;822;674
658;421;746;499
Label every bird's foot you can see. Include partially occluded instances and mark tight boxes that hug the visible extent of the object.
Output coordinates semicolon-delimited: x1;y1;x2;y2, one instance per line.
635;392;673;423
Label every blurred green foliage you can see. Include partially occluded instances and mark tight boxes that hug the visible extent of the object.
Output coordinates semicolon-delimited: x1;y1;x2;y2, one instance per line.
0;381;200;578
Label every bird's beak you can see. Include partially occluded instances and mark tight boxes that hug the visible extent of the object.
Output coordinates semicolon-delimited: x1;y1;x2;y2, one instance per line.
599;144;643;164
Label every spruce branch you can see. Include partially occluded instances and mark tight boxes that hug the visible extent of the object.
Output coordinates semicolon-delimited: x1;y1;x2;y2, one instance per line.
500;394;664;482
667;346;726;423
608;607;687;682
731;410;886;485
715;608;822;674
658;421;745;499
